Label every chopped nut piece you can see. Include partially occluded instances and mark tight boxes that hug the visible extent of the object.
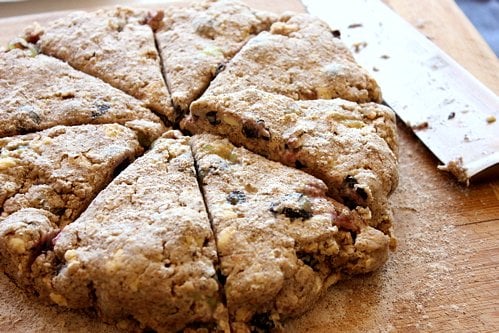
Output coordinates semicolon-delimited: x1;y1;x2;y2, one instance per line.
49;293;68;306
8;237;26;254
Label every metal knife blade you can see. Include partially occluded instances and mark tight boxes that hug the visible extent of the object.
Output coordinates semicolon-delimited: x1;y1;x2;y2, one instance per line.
302;0;499;184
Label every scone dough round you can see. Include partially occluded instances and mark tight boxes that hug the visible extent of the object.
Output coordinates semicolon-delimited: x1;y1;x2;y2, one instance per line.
0;0;398;332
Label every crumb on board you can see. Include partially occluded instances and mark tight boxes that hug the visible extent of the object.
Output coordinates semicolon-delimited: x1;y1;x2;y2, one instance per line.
380;54;390;59
486;115;496;124
348;23;363;29
373;66;379;72
437;157;469;185
448;112;456;120
352;41;367;53
409;121;429;131
463;134;470;142
330;29;341;38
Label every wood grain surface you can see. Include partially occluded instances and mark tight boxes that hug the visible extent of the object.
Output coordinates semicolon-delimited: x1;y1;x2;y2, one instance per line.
0;1;497;332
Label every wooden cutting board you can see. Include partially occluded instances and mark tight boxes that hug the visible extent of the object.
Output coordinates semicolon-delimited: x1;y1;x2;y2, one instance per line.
0;1;498;332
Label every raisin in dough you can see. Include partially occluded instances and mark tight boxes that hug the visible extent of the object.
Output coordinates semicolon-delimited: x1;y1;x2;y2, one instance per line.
0;124;142;295
30;7;174;121
155;0;276;114
185;89;398;232
200;12;382;104
191;134;390;332
0;48;166;144
38;132;229;332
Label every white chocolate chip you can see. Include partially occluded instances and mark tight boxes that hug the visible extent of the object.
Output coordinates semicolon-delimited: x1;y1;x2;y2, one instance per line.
8;237;26;254
0;157;17;170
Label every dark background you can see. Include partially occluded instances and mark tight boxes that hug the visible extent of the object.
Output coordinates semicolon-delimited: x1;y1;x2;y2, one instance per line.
456;0;499;55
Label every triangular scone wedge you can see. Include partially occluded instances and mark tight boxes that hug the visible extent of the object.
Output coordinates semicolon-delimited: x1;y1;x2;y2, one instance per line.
0;48;166;144
33;132;228;332
0;124;142;293
201;13;381;103
155;0;276;114
0;124;142;226
28;7;174;121
191;134;390;332
185;89;398;232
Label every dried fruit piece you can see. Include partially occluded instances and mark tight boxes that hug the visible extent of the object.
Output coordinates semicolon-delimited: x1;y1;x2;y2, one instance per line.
269;193;313;220
226;190;246;205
